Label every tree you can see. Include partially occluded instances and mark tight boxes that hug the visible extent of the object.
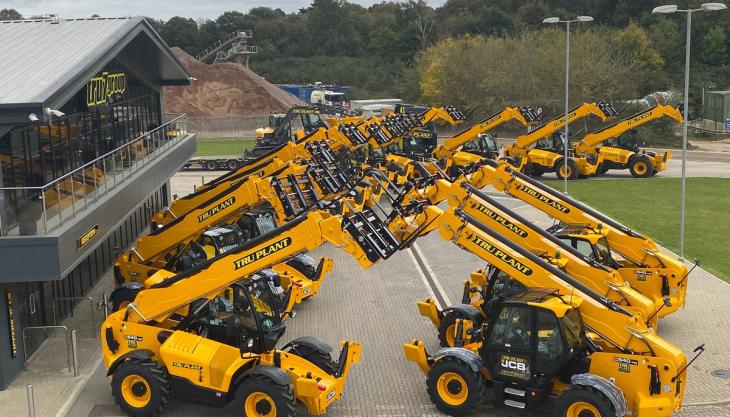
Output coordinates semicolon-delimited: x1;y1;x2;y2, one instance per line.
160;17;200;55
0;8;22;20
701;26;728;65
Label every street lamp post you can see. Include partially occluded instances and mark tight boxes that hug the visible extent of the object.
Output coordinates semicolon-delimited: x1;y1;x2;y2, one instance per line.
652;3;727;260
543;15;593;195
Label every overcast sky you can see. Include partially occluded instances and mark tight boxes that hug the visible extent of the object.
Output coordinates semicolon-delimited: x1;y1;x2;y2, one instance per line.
3;0;448;20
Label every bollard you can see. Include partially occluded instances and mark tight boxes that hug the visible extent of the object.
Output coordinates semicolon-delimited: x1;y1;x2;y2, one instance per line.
71;329;79;377
26;384;35;417
102;293;109;319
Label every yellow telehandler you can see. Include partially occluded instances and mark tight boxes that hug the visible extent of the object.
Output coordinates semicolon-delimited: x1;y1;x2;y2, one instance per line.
573;104;683;177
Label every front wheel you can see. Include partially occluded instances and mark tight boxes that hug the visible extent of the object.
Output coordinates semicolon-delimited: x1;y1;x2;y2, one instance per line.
111;360;171;417
426;357;485;416
554;159;579;180
554;385;614;417
235;374;296;417
438;311;475;347
629;156;654;178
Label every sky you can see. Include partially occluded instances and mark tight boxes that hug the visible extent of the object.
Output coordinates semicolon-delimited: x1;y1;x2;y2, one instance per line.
2;0;448;20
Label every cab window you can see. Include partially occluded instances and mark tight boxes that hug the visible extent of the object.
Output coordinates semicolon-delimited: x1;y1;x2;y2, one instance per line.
561;308;585;352
535;310;564;376
487;306;533;350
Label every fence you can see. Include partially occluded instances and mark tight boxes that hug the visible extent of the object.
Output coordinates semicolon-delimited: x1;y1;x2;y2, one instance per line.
186;115;269;141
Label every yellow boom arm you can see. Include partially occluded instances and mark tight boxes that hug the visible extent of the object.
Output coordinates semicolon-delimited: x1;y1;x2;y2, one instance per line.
575;104;684;155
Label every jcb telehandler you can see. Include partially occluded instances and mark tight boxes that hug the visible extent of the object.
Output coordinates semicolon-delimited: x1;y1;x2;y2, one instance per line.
466;160;690;317
103;200;410;417
412;181;661;346
396;207;693;417
386;106;540;181
573;104;683;177
502;102;619;179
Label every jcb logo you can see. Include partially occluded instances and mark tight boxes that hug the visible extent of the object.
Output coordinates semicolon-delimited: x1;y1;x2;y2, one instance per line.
501;359;527;371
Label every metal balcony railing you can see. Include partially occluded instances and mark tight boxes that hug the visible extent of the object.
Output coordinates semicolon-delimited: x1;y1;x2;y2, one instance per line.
0;114;190;236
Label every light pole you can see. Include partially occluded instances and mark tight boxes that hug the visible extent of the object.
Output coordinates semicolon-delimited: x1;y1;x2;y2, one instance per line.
543;15;593;194
652;3;727;260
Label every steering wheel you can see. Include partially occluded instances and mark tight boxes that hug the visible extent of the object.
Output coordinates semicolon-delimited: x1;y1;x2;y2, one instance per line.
511;327;529;348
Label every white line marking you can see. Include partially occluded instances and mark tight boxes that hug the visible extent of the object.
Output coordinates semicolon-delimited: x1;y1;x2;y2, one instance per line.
407;248;443;309
413;242;452;307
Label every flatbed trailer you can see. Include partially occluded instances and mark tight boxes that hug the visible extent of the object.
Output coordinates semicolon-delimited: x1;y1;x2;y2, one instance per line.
183;155;248;170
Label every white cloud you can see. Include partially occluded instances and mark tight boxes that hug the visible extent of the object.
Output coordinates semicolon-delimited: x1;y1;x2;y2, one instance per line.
3;0;447;20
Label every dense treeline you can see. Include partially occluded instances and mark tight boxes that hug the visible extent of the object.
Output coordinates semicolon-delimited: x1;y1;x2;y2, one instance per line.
3;1;729;126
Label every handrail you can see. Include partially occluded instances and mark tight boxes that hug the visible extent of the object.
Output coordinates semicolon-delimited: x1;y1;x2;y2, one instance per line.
22;325;72;373
52;296;96;338
197;30;255;62
0;114;187;193
0;114;189;236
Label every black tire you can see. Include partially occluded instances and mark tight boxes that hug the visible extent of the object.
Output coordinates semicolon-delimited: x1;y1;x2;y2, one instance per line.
554;158;579;180
284;344;337;375
596;164;609;175
227;160;240;170
204;161;217;171
527;164;545;178
234;374;296;417
426;356;485;416
438;311;471;347
111;360;171;417
554;385;614;417
629;156;654;178
110;287;140;312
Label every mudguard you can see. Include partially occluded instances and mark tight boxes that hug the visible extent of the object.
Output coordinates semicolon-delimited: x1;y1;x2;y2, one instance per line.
283;336;333;355
443;304;482;324
106;349;155;376
240;364;291;387
571;373;628;417
431;347;483;373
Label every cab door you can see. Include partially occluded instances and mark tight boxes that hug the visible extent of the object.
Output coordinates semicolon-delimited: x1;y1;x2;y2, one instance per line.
482;305;535;383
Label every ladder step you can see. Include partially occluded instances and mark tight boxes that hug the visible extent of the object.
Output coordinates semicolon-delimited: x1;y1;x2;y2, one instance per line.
504;399;526;409
504;387;526;397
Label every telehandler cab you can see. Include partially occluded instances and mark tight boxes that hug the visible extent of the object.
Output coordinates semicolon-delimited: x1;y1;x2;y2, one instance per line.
573;104;683;177
502;102;619;179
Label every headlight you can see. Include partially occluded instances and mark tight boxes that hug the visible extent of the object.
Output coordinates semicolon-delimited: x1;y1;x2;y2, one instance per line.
247;338;254;348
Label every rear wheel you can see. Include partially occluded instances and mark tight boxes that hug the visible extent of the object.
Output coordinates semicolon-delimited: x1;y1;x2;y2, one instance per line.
554;159;579;180
554;385;614;417
426;357;485;416
227;160;239;170
204;160;217;171
235;374;296;417
629;155;654;178
111;360;171;417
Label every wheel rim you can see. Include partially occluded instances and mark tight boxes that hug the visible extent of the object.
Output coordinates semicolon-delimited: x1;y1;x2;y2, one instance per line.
121;375;151;408
436;372;468;406
566;401;601;417
634;162;648;175
245;391;277;417
559;165;572;178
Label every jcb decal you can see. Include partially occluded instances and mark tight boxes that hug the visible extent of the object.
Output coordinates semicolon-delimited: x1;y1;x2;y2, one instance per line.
515;184;570;214
551;111;577;127
479;113;502;128
627;111;653;125
470;235;533;276
473;203;528;238
499;355;530;380
86;72;126;106
197;197;236;223
172;362;203;370
233;237;293;270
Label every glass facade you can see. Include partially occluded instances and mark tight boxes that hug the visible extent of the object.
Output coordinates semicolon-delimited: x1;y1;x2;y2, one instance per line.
0;60;161;229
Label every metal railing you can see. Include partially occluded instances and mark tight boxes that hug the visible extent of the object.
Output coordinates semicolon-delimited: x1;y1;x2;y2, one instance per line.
22;325;72;373
197;30;255;62
187;115;268;141
52;296;96;338
0;114;189;236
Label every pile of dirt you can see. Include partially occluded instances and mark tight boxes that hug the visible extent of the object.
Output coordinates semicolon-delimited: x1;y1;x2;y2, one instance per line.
164;48;305;116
